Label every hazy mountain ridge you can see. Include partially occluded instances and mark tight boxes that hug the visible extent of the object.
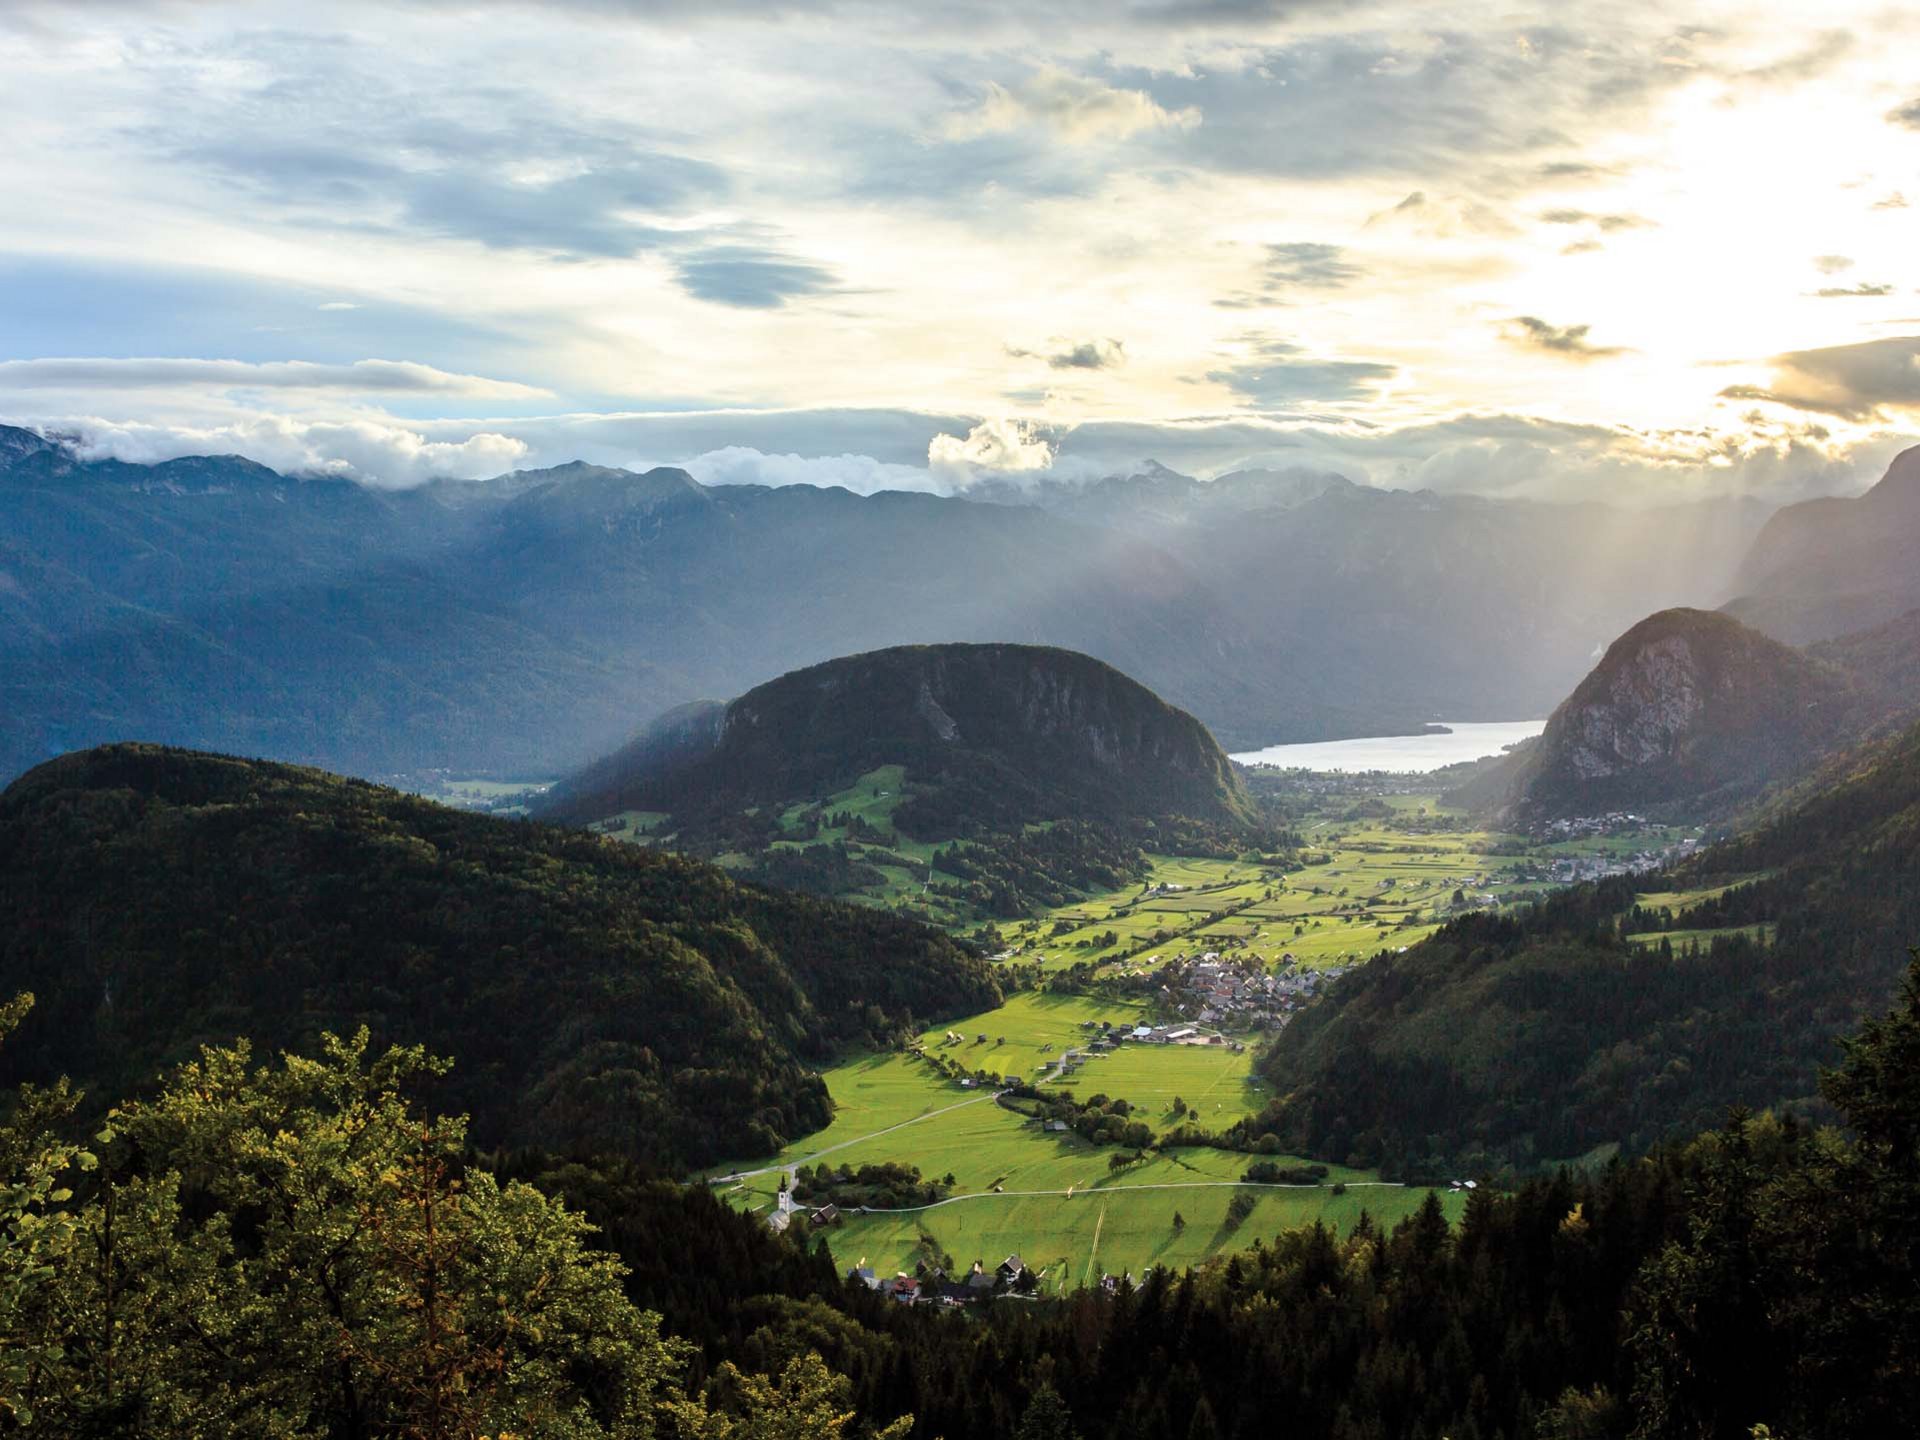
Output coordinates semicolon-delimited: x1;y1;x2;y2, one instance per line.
1724;443;1920;643
0;424;1772;782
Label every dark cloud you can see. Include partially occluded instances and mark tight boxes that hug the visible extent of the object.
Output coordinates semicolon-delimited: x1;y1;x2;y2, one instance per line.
670;247;841;308
1203;336;1395;409
1503;316;1626;359
1214;241;1363;308
1722;336;1920;419
1888;97;1920;129
1536;160;1619;180
1009;338;1126;370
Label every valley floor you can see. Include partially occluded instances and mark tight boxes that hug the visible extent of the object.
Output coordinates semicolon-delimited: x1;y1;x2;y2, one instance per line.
713;785;1748;1284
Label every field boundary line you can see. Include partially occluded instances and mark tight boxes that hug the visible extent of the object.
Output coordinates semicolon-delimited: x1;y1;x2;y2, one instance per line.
854;1179;1411;1216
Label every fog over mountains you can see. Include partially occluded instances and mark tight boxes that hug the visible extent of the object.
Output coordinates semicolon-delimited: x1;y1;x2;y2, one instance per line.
0;423;1772;783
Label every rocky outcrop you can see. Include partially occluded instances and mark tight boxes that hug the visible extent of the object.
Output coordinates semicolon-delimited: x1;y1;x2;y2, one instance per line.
1466;609;1857;821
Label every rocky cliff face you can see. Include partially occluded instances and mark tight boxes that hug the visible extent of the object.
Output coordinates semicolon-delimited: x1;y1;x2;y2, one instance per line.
542;642;1248;831
1469;609;1857;820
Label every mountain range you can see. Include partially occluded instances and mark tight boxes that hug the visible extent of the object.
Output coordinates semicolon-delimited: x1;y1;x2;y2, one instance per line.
0;424;1771;784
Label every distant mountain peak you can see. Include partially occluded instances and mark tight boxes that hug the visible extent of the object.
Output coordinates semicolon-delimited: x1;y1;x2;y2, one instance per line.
1869;443;1920;501
0;424;61;467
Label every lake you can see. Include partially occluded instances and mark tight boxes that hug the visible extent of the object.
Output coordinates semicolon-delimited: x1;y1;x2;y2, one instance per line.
1230;719;1547;774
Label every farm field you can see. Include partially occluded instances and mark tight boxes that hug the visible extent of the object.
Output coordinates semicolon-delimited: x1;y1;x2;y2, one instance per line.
1018;820;1523;974
714;1042;1457;1284
821;1174;1462;1291
914;991;1271;1126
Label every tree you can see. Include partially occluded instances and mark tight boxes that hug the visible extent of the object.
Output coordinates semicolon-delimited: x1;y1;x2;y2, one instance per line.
21;1029;693;1437
1013;1383;1081;1440
0;994;100;1428
676;1352;910;1440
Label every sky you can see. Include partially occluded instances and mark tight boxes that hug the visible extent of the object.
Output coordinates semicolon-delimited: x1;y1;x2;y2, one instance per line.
3;0;1920;503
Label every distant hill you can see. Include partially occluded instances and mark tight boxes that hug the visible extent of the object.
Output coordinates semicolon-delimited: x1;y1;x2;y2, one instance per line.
0;745;1000;1169
543;643;1250;834
1724;444;1920;643
1457;609;1860;822
0;424;1770;782
1250;714;1920;1177
539;644;1266;918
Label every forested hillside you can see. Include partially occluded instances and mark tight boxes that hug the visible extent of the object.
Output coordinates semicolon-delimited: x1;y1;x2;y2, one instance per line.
0;744;1000;1168
1255;717;1920;1176
541;644;1276;919
544;643;1251;833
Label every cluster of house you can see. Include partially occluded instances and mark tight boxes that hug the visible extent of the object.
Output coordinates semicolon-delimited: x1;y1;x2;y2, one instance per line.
1508;829;1699;885
1153;951;1365;1030
848;1254;1038;1305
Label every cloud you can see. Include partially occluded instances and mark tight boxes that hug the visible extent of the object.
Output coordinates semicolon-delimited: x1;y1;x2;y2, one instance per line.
1258;241;1362;288
0;357;548;398
1008;338;1126;370
1203;336;1396;409
1887;97;1920;129
1502;316;1626;360
1813;254;1855;275
927;418;1055;486
1539;208;1652;232
1738;30;1853;87
1214;241;1364;308
669;247;841;308
1812;283;1895;298
1722;336;1920;419
317;301;362;312
679;445;944;494
57;415;528;487
1872;192;1909;210
947;65;1201;145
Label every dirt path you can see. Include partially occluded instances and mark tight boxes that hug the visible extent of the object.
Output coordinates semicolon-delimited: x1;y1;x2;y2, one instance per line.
708;1089;1004;1183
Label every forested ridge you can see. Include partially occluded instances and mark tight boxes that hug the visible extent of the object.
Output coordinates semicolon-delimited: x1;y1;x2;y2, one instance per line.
0;744;1000;1169
1253;718;1920;1176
